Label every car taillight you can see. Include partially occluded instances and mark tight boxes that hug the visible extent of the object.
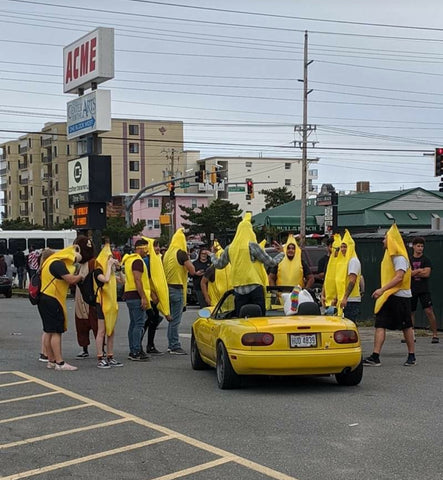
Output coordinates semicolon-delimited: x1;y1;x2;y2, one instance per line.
334;330;358;344
242;333;274;346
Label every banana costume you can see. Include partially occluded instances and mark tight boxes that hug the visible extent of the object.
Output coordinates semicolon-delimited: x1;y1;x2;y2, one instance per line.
323;233;341;307
122;253;151;309
142;236;170;317
374;224;411;314
275;234;303;287
208;240;232;306
95;243;119;336
40;245;78;331
163;228;189;304
335;229;361;317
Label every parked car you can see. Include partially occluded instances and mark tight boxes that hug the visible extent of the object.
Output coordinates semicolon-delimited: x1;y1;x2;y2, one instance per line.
191;286;362;389
0;275;13;298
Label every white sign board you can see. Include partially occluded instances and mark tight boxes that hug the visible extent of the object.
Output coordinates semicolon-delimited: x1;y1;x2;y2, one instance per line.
198;181;225;191
66;89;111;140
63;27;114;94
68;157;89;195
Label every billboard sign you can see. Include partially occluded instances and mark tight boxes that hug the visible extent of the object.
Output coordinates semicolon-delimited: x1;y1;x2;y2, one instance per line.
66;89;111;140
63;27;114;94
68;156;89;197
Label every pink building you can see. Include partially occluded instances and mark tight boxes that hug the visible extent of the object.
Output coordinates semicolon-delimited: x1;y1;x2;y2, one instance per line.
132;193;212;238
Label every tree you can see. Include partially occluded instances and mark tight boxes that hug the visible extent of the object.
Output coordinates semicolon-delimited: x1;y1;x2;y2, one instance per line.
259;187;295;210
53;218;75;230
102;217;146;246
180;199;243;245
0;217;44;230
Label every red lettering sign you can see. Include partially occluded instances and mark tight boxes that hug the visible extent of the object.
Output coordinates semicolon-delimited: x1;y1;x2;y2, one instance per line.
65;51;72;84
90;37;96;72
80;41;89;76
73;46;79;79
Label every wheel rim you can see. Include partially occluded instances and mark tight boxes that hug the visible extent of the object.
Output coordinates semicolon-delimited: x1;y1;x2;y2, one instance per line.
217;347;224;383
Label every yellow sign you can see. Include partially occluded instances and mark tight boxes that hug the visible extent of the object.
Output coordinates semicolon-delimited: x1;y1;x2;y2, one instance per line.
159;214;171;225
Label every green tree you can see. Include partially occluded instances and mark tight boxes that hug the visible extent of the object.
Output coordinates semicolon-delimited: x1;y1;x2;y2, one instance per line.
180;199;243;244
53;218;75;230
102;217;146;246
0;217;44;230
259;187;295;210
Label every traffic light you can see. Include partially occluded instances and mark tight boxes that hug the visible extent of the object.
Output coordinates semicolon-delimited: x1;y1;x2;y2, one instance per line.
210;166;217;185
246;178;254;199
195;166;205;183
435;148;443;176
216;168;222;184
439;177;443;193
168;180;175;200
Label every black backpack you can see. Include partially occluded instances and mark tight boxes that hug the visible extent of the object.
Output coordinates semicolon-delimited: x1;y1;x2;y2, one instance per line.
78;269;102;306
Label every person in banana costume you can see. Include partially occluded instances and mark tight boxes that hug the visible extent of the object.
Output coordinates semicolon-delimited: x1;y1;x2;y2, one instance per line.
163;228;200;355
363;224;415;367
321;233;341;311
334;229;362;321
122;238;151;361
268;234;314;289
38;244;84;371
210;212;284;316
93;243;124;369
201;239;232;307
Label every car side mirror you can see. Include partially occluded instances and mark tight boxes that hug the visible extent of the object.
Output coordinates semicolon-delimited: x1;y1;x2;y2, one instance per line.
198;308;211;318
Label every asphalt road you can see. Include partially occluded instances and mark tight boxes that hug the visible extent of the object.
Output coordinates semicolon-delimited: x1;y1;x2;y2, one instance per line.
1;297;442;480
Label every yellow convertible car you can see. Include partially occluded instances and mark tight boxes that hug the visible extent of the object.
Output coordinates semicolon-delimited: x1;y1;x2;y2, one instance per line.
191;287;363;389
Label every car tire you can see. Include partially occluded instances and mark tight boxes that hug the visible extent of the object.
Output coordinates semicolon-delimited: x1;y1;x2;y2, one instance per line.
5;288;12;298
335;360;363;386
216;341;240;389
191;332;209;370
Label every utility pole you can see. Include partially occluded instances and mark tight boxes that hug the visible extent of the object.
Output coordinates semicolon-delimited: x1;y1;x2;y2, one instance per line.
295;31;316;247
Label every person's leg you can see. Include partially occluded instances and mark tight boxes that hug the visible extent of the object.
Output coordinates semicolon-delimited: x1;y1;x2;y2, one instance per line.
167;287;183;351
248;286;266;315
75;316;91;355
126;300;137;354
196;290;208;308
403;327;415;352
421;293;439;339
50;333;63;363
44;332;54;361
95;319;106;358
373;328;386;354
131;301;146;356
343;302;360;322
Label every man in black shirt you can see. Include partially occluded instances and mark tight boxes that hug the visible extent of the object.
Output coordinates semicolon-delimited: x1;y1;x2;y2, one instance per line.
315;237;334;285
192;247;212;308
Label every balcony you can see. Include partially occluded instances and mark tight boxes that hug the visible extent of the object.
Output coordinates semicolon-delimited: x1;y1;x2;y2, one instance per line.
19;178;29;185
0;198;6;206
19;192;29;200
20;207;29;216
0;167;7;175
41;137;52;147
19;145;28;155
0;181;7;190
42;155;52;164
41;173;50;181
18;160;28;170
42;188;53;197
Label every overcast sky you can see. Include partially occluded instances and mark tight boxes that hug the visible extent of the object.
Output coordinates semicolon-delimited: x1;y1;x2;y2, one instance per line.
1;0;443;194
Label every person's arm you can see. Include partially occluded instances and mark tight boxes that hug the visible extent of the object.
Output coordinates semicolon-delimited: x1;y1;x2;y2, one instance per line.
209;246;230;269
96;258;118;284
133;269;149;309
61;272;83;285
340;273;357;309
201;276;211;306
250;242;284;268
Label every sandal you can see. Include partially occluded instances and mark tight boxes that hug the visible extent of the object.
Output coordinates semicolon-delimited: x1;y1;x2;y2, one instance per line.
431;337;439;344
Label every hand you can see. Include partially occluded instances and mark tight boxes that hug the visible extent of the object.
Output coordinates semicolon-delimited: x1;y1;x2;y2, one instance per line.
141;297;149;310
340;298;347;309
372;288;383;299
195;269;204;276
272;241;283;253
165;315;172;322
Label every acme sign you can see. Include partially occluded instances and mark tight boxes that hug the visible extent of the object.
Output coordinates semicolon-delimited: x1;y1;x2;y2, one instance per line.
63;27;114;94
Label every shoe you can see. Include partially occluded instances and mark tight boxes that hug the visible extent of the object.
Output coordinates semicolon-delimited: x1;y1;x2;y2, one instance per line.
128;352;150;362
363;355;381;367
46;361;56;369
107;358;124;367
55;362;78;371
38;354;49;362
169;347;187;355
76;350;89;359
403;355;416;366
97;358;111;369
146;346;164;355
431;337;439;344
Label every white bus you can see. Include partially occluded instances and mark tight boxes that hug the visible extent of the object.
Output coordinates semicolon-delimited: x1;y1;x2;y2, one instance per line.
0;230;77;255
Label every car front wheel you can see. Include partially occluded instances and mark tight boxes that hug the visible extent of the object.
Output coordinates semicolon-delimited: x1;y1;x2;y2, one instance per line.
335;360;363;386
191;332;209;370
5;288;12;298
216;342;240;389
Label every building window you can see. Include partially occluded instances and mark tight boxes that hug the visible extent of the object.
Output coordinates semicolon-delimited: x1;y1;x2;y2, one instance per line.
28;138;32;148
129;143;139;154
56;199;59;209
66;144;70;155
384;212;394;220
55;164;58;174
408;212;418;220
7;146;10;154
55;182;59;192
30;187;33;195
147;198;159;207
129;161;140;171
285;163;291;170
285;179;291;186
29;154;33;164
129;178;140;189
147;219;160;229
53;146;57;157
191;199;198;208
129;124;139;135
245;161;252;168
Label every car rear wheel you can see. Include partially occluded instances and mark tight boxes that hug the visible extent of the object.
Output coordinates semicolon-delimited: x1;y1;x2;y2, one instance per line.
191;332;209;370
216;342;240;389
335;360;363;386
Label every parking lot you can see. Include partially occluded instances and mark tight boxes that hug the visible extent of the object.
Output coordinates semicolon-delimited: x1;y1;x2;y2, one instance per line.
1;297;442;480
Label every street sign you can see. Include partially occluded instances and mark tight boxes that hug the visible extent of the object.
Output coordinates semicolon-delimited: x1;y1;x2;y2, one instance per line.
316;194;332;206
198;181;225;191
228;186;245;192
179;182;190;188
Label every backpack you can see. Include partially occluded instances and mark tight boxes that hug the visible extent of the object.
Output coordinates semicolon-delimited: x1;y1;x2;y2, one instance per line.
78;269;102;306
28;272;55;305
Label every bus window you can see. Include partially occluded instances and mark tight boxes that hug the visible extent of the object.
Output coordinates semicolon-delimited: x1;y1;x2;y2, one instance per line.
47;238;64;250
9;238;26;254
0;239;7;254
28;238;45;251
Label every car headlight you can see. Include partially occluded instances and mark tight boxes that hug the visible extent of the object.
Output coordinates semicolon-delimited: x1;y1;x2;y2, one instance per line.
242;333;274;346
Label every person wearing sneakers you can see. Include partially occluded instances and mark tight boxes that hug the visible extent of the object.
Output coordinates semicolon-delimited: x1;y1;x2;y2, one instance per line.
93;243;124;369
409;237;439;344
363;224;415;367
122;239;151;361
38;245;84;371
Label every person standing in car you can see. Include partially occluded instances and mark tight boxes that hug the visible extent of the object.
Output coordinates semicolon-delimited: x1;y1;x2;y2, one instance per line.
191;247;212;308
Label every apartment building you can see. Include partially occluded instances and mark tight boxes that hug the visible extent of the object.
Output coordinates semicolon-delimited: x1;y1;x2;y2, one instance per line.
0;118;185;227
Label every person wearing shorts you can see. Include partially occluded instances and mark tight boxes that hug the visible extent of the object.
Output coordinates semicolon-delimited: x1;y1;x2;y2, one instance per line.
363;225;415;367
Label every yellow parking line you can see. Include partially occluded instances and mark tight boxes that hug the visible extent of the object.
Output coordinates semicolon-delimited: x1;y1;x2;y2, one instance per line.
0;403;91;424
0;380;33;388
149;457;234;480
1;418;130;449
0;391;59;404
2;436;172;480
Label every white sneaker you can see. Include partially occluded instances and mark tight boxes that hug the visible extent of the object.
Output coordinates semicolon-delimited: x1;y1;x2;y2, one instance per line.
46;362;56;369
55;362;78;371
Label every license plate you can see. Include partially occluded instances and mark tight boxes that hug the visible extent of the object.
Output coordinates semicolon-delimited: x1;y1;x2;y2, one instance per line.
289;333;317;348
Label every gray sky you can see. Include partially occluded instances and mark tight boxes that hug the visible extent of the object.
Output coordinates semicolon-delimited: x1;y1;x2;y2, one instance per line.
1;0;443;194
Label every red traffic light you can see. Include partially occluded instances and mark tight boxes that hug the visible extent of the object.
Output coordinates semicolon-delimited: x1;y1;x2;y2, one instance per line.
435;148;443;176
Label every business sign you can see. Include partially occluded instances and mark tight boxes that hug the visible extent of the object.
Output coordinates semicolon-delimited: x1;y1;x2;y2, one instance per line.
63;27;114;94
66;89;111;140
198;180;225;192
74;203;107;230
68;156;89;196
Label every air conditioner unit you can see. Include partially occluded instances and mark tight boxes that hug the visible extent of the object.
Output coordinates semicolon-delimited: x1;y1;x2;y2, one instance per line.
147;225;153;230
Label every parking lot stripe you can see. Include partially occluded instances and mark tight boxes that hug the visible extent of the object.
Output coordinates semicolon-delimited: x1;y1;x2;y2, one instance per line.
2;436;172;480
0;380;33;388
0;418;130;449
0;391;59;404
148;457;235;480
0;403;91;424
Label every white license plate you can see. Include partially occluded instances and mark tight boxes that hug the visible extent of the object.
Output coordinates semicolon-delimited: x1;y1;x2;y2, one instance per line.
289;333;317;348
